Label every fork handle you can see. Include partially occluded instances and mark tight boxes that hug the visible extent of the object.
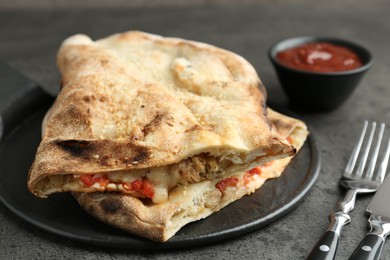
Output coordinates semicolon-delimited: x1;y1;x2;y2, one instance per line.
307;212;351;260
306;231;339;260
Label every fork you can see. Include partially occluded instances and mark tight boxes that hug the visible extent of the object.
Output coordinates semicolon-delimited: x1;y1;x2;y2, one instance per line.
307;121;389;260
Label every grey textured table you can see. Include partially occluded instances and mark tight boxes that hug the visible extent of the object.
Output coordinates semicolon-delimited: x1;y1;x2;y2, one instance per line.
1;2;390;259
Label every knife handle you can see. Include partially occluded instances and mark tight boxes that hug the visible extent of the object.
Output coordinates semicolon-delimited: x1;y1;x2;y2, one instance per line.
349;214;390;260
307;212;351;260
348;234;384;260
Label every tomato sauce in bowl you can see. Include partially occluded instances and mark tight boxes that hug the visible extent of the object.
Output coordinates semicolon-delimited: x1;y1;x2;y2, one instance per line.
276;42;363;73
268;36;373;111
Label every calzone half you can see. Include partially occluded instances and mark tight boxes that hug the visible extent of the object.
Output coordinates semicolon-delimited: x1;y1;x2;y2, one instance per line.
72;109;308;242
28;31;296;204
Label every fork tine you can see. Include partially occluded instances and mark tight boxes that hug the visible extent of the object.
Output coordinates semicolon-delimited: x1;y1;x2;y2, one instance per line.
375;134;390;183
354;122;376;177
354;122;377;177
345;121;368;176
365;123;385;179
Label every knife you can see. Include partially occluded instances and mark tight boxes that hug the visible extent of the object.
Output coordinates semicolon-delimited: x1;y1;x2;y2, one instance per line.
349;174;390;260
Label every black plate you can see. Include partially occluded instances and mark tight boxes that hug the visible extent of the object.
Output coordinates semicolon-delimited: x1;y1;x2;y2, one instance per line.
0;106;320;250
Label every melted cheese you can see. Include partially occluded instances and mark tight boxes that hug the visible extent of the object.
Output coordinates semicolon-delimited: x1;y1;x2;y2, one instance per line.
42;128;301;204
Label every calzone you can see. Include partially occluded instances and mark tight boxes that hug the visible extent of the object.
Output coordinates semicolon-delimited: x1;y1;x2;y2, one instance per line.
28;31;296;204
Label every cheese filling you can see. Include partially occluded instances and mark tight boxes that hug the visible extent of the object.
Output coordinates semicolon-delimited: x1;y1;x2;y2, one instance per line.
69;154;222;204
76;134;296;204
38;132;300;204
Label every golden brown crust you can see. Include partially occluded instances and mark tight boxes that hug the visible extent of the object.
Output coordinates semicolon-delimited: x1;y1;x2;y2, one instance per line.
28;31;294;198
267;108;305;138
72;192;172;242
72;110;309;242
261;108;309;179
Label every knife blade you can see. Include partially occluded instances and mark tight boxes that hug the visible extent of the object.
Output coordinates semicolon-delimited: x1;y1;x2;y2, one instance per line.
349;174;390;260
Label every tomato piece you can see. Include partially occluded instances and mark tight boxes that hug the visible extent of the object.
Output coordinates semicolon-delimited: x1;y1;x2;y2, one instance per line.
216;177;239;192
245;166;265;186
122;182;132;191
131;180;143;190
94;177;110;187
248;167;262;175
140;180;155;199
79;174;95;187
79;174;110;188
122;180;155;199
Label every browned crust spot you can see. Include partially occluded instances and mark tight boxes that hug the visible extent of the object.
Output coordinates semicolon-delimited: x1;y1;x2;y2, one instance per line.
100;197;123;214
141;112;166;137
56;140;92;157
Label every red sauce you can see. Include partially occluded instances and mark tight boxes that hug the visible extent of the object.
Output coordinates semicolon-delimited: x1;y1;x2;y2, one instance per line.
276;42;363;72
216;177;239;192
123;179;155;199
